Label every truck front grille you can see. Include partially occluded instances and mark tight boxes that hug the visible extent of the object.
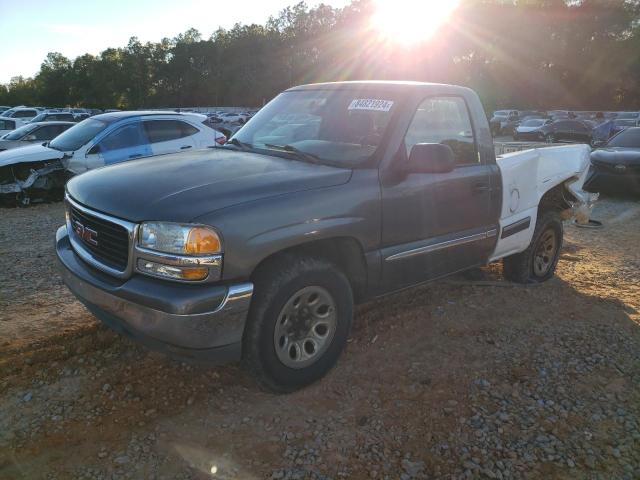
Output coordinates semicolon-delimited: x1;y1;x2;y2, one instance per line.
69;204;130;271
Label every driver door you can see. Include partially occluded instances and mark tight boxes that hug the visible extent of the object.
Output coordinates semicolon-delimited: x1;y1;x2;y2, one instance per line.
88;122;152;167
380;96;497;289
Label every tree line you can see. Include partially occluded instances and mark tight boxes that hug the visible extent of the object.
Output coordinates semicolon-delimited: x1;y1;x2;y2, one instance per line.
1;0;639;112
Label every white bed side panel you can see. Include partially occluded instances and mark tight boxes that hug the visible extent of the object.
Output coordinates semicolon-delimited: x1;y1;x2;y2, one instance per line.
489;144;590;261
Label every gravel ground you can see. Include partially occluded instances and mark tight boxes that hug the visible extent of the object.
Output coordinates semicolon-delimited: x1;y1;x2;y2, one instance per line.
0;196;639;480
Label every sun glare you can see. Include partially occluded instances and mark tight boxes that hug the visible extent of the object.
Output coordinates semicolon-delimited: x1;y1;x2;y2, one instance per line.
371;0;460;45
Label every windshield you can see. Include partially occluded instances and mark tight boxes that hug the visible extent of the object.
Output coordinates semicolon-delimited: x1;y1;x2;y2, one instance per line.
231;89;398;166
606;128;640;148
49;118;110;151
2;124;37;140
521;119;545;127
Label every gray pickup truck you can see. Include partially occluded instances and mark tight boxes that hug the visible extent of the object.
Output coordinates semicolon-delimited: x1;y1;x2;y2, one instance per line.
56;81;595;392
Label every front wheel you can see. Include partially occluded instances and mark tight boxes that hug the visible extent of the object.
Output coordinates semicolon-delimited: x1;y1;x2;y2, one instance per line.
503;211;563;283
242;255;353;393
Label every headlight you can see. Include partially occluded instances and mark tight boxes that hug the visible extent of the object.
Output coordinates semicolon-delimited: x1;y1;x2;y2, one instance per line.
136;222;222;282
139;222;221;255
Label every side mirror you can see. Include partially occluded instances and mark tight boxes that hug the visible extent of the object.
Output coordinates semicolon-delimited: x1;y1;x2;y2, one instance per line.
591;140;605;149
406;143;455;174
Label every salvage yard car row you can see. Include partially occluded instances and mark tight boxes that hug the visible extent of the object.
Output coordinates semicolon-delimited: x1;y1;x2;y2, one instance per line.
490;108;640;145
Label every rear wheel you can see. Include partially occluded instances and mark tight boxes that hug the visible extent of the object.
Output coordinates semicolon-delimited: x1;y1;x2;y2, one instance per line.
503;211;563;283
242;255;353;393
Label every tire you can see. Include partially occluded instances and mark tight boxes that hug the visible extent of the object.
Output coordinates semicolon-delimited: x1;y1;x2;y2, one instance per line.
544;134;555;144
242;254;353;393
503;211;563;284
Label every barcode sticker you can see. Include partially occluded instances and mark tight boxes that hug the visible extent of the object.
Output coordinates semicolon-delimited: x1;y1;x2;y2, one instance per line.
348;99;394;112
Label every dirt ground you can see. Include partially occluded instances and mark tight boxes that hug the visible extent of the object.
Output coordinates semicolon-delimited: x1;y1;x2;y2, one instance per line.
1;197;639;480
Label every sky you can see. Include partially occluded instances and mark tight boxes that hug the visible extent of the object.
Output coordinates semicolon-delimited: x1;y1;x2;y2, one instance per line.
0;0;351;83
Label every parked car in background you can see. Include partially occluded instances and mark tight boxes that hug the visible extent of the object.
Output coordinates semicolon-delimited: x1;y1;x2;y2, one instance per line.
534;119;595;144
0;106;11;115
1;107;40;126
74;113;91;122
0;117;18;136
489;110;519;135
585;127;640;194
610;119;637;135
29;112;76;123
0;122;74;151
0;111;226;204
614;112;640;124
512;118;553;141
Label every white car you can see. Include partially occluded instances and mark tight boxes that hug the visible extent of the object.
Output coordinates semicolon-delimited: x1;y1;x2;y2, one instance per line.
1;107;41;127
0;111;226;202
514;118;552;135
0;117;18;136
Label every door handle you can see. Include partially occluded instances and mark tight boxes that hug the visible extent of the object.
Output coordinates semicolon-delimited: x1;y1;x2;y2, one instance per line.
129;153;142;159
473;183;490;194
180;145;192;150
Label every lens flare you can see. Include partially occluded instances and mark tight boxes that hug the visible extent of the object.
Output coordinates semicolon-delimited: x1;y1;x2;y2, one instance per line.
371;0;460;45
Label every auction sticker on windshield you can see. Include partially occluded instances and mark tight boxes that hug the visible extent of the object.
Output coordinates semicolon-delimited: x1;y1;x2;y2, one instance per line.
348;99;394;112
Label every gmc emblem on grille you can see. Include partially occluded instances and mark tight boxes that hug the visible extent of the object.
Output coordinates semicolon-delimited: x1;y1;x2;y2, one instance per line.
72;220;99;246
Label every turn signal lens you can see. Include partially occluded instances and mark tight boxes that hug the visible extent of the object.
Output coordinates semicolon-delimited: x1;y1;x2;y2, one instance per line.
184;227;221;255
137;259;209;281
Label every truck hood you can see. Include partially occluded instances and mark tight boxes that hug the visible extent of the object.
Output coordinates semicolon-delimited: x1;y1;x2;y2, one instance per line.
0;143;65;167
66;148;353;222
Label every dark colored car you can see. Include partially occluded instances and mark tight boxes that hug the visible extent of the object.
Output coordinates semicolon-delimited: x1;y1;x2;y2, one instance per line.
55;81;591;391
0;122;74;151
532;119;594;144
585;127;640;194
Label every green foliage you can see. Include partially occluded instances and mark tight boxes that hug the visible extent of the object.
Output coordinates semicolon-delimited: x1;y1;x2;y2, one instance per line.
1;0;639;109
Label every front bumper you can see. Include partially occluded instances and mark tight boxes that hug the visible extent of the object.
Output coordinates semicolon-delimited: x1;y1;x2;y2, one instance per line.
583;165;640;194
56;225;253;363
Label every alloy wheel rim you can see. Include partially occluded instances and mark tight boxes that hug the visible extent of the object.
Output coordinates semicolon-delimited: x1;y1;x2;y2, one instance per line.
273;286;337;369
533;229;557;276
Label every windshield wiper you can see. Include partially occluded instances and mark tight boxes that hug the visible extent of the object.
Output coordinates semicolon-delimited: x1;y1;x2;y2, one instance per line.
225;137;252;151
263;143;322;165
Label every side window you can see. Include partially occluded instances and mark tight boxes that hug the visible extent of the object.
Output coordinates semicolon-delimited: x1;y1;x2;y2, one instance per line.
574;122;588;132
554;121;570;130
33;125;63;140
404;96;477;166
143;120;198;143
15;110;35;118
97;123;146;152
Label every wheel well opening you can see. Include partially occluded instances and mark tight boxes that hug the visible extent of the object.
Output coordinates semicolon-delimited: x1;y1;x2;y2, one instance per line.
538;183;574;217
251;237;368;302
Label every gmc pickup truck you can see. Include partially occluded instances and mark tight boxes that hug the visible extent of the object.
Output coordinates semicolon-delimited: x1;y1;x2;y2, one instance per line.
56;81;596;392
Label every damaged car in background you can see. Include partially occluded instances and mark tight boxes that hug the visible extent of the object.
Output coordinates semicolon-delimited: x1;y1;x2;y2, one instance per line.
585;126;640;195
0;111;226;206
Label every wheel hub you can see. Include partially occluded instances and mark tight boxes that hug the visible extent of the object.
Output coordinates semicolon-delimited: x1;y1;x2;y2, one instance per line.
273;286;337;369
533;228;557;277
